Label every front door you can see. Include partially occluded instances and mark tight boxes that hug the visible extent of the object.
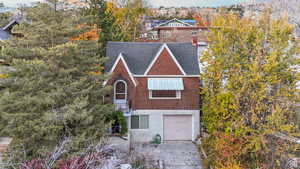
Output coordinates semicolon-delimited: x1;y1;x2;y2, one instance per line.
114;80;127;111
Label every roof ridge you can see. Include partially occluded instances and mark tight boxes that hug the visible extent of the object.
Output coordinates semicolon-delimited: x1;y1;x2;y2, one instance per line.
107;41;193;44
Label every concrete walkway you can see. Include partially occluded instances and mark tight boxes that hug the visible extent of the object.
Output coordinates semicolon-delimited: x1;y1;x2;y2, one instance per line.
134;142;202;169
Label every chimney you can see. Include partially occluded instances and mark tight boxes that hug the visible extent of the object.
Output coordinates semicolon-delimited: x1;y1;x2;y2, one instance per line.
191;36;197;46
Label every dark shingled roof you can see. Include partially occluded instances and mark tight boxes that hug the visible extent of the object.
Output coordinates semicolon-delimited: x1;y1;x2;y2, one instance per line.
0;29;10;40
106;42;200;75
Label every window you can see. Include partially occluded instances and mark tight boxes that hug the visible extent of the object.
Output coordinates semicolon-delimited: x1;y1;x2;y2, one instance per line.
152;90;176;97
149;90;181;99
114;80;127;100
131;115;149;129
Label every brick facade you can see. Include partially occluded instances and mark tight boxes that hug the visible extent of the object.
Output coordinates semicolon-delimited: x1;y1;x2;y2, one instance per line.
106;58;136;105
133;77;199;110
156;27;209;42
107;49;200;111
147;48;183;75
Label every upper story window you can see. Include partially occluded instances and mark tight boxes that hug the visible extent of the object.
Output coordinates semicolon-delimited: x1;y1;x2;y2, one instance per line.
114;80;127;100
150;90;181;99
147;78;184;100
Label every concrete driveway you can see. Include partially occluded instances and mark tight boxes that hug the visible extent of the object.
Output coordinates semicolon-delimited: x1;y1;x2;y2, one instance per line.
134;142;203;169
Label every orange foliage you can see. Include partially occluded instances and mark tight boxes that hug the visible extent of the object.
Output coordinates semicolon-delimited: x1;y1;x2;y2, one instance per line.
193;14;209;26
214;133;245;160
89;66;104;75
72;25;99;41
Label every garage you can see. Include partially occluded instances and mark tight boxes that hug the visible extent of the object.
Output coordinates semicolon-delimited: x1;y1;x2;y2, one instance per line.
163;115;193;141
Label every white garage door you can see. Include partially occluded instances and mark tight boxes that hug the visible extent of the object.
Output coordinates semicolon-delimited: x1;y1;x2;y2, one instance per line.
163;115;192;141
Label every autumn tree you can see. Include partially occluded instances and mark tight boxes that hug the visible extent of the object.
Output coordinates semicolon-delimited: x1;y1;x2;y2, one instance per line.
0;0;114;160
83;0;125;56
201;11;300;169
108;0;148;41
83;0;148;56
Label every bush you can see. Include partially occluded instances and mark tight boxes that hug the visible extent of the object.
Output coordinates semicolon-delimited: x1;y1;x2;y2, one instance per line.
105;111;128;135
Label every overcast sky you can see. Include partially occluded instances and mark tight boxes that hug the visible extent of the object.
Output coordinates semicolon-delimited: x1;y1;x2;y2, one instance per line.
1;0;248;7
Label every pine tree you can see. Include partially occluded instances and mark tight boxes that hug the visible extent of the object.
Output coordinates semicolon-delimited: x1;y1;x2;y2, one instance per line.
0;12;11;27
83;0;124;56
0;0;114;159
201;12;300;168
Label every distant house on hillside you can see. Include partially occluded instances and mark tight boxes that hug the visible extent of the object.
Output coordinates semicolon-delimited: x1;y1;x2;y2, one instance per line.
141;18;209;43
0;18;21;41
144;19;197;31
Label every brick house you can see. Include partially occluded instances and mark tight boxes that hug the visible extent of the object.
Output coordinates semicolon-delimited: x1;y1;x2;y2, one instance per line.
142;18;209;42
105;42;201;142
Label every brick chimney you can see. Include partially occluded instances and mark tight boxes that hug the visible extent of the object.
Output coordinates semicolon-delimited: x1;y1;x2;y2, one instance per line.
191;36;198;46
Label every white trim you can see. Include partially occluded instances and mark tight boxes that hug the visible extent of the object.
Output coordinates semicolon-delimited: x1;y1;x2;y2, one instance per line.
144;43;186;75
156;18;193;27
109;53;137;87
3;19;19;31
134;75;199;77
113;80;127;102
149;90;181;100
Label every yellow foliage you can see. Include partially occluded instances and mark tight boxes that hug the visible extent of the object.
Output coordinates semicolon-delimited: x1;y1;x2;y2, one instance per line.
0;74;9;79
216;160;243;169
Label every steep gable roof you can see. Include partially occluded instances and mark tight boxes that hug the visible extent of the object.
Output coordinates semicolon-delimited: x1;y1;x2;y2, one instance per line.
157;18;193;27
106;42;200;75
144;43;186;75
0;18;22;41
3;18;20;32
109;53;137;86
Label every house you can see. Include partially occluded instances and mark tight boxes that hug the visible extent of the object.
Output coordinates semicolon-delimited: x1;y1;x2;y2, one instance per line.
105;42;201;142
0;19;20;88
144;19;197;32
0;18;21;41
142;18;209;42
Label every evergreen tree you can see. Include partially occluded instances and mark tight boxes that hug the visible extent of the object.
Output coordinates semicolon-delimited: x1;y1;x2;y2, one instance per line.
84;0;124;56
0;12;11;27
0;0;114;159
201;12;300;168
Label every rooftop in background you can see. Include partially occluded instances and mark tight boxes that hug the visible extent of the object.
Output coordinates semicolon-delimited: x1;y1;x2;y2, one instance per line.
0;29;10;40
0;18;21;40
145;19;197;31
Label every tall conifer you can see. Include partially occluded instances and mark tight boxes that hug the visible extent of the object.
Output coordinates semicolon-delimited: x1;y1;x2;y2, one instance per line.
0;0;113;159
